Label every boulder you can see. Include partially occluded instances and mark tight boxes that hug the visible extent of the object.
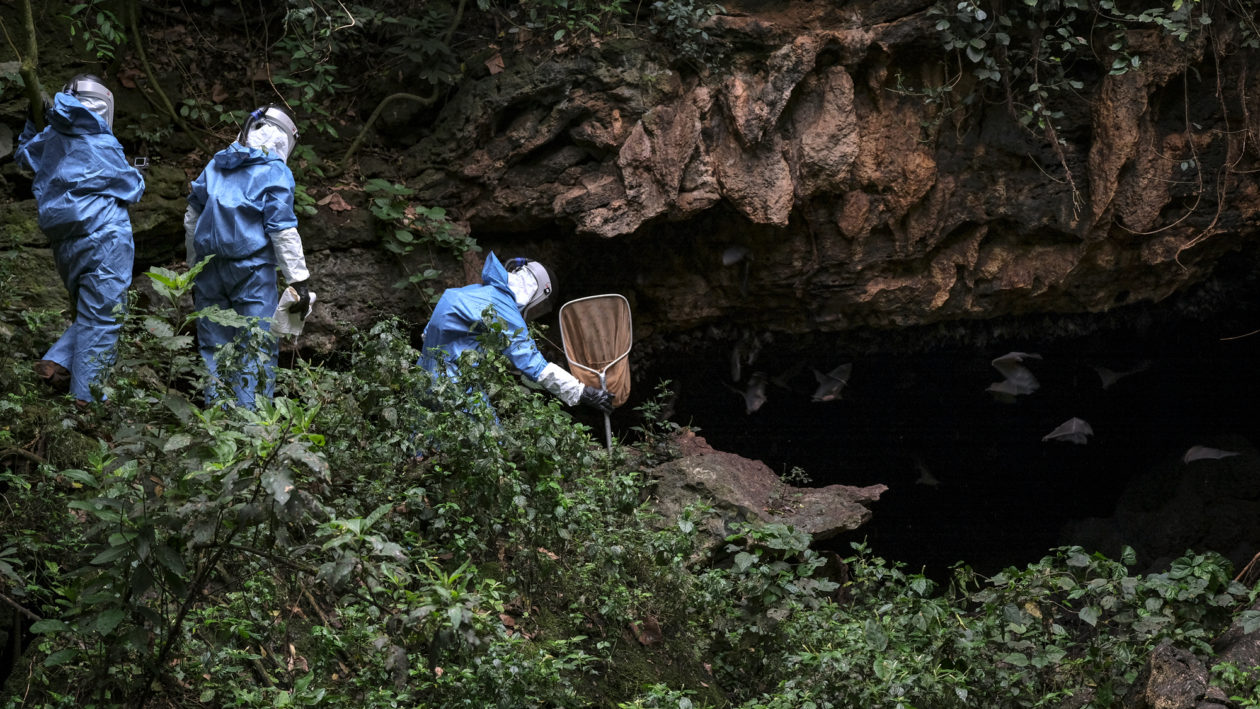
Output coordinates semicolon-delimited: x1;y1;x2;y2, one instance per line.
646;430;886;547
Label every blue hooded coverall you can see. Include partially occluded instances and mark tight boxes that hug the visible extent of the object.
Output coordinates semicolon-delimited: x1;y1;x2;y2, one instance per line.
15;93;146;402
187;142;298;407
417;252;551;387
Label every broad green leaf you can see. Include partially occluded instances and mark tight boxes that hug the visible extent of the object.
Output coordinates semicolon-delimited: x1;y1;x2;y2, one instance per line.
1003;652;1030;667
264;469;294;505
90;545;130;565
155;545;187;576
29;619;70;634
1079;606;1100;627
43;649;78;667
58;468;97;488
93;608;126;635
164;433;193;453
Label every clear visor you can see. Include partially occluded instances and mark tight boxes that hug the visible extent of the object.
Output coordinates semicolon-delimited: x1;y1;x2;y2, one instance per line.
246;123;293;161
74;88;114;129
240;107;298;162
507;268;538;310
521;261;553;319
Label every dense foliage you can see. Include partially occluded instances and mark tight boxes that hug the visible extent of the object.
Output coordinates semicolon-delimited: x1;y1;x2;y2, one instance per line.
0;259;1257;708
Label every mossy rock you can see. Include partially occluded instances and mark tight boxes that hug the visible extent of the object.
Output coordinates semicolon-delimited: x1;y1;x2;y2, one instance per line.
0;247;68;315
0;200;44;249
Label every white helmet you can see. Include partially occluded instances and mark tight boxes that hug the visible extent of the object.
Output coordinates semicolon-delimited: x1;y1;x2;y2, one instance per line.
64;74;114;129
238;105;298;161
505;257;556;320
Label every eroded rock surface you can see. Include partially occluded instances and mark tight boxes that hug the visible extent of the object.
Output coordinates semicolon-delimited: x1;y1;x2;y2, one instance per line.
646;430;887;546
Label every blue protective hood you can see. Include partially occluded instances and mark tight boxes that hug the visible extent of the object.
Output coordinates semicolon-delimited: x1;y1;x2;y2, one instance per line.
213;142;285;170
47;92;110;136
480;251;512;292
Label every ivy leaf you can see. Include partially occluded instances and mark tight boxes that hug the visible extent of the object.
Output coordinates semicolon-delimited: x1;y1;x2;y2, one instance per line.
1079;606;1101;627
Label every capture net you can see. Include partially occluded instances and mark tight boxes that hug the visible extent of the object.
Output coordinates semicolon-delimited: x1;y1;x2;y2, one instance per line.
559;294;632;407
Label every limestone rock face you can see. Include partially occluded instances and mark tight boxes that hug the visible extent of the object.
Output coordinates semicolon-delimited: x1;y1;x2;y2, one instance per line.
357;0;1260;350
646;430;887;546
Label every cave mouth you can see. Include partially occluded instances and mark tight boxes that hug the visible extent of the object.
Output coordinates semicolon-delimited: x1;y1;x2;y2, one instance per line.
632;285;1260;579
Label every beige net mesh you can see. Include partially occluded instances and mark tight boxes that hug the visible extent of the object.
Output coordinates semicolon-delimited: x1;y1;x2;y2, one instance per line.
559;295;632;407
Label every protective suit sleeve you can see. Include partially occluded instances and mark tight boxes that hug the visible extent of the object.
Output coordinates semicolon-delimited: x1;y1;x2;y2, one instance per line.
537;362;585;406
14;120;40;172
269;226;310;283
16;120;37;149
183;203;201;264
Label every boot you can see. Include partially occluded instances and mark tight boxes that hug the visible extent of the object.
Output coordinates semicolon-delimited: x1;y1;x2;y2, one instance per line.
33;360;71;393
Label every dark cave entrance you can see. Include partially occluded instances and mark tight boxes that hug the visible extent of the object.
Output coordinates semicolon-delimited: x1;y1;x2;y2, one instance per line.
628;273;1260;579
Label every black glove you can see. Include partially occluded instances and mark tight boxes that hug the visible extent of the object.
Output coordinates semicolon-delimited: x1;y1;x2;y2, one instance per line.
578;385;613;414
288;280;312;320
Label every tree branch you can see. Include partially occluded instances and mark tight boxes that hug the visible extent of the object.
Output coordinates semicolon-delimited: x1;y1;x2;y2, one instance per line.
127;0;210;154
334;0;467;175
14;0;46;130
336;90;438;175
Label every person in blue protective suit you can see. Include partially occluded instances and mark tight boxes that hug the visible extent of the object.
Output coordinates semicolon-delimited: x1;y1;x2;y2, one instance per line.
15;75;146;406
417;252;612;414
185;105;313;408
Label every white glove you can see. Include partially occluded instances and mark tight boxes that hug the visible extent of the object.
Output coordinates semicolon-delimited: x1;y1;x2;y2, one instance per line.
270;227;310;283
183;203;201;265
537;362;585;406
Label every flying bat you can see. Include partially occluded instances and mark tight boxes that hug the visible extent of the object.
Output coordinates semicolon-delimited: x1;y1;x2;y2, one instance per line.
811;363;852;402
721;245;750;266
1042;417;1093;444
1183;445;1239;463
914;457;940;488
987;351;1042;403
725;371;768;414
1092;360;1152;390
729;332;767;382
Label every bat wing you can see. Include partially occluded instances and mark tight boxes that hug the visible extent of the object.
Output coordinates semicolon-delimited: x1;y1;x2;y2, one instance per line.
991;352;1041;394
811;368;848;401
991;352;1041;375
1042;417;1093;444
1183;445;1239;463
826;363;853;383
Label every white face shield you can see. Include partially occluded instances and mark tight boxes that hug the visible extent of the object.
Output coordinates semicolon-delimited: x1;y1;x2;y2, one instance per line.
246;123;293;161
65;75;114;129
239;106;298;162
508;268;539;310
506;258;555;320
